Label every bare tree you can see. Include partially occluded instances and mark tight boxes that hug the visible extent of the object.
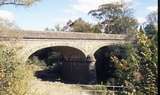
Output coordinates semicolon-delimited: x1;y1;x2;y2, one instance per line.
146;11;158;26
0;0;40;6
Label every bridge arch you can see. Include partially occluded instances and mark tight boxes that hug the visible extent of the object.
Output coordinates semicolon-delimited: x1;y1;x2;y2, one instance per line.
90;43;123;56
21;43;87;62
93;44;128;84
27;45;90;84
28;46;86;61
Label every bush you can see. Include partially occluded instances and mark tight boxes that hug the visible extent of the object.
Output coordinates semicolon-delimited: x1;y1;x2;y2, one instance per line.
0;45;34;95
111;30;158;94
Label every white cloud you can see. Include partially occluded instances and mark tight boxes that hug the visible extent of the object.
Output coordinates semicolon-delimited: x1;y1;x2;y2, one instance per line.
69;0;133;13
147;6;157;12
0;10;15;22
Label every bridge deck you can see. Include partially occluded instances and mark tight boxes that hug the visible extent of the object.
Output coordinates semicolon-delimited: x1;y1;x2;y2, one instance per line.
0;30;127;40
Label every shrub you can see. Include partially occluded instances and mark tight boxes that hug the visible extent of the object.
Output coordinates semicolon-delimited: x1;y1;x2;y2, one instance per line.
0;45;34;95
111;30;158;94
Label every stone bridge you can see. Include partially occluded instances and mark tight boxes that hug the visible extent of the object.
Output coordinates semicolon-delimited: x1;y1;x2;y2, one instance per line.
0;31;129;84
0;31;128;62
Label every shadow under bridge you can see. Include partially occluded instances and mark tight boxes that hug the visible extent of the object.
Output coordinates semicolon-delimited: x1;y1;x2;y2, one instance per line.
29;46;92;84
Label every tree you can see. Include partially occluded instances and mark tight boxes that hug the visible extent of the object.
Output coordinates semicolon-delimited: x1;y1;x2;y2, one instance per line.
0;18;22;40
54;24;63;31
89;3;138;34
134;29;158;94
0;0;40;6
111;28;158;94
144;11;158;44
0;18;18;29
0;18;19;33
63;18;101;33
106;11;158;94
144;24;157;40
91;23;102;33
69;18;93;32
146;11;158;26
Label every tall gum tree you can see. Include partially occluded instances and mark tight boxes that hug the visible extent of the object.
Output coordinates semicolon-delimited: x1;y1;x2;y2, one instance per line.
89;2;138;34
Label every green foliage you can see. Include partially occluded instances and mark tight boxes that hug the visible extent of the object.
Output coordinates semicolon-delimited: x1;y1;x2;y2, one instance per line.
89;3;138;34
63;18;101;33
91;24;102;33
95;44;137;87
70;18;95;33
144;11;158;46
134;30;158;94
144;24;157;41
0;45;34;95
110;29;158;94
110;44;139;85
94;85;112;95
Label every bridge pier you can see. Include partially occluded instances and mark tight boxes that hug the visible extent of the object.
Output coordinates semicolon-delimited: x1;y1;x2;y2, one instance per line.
87;55;97;84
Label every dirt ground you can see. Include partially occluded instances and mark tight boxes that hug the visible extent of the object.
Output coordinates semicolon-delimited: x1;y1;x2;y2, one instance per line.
24;64;112;95
25;65;97;95
26;78;96;95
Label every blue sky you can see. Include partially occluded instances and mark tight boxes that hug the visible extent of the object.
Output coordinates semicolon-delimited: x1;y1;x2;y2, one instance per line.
0;0;157;30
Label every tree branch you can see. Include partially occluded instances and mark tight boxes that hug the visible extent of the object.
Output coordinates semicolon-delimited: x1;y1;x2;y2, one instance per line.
0;2;26;6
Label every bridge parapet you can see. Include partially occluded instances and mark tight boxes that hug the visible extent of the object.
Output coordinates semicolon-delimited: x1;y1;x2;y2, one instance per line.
0;30;128;40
